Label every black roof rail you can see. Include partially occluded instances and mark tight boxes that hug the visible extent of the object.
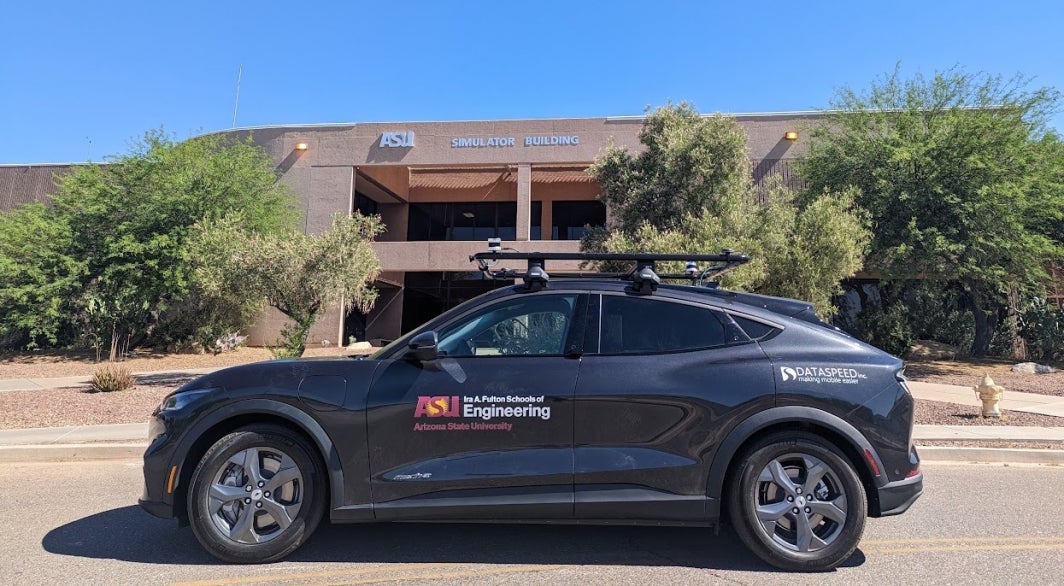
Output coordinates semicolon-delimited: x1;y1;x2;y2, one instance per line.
469;249;750;294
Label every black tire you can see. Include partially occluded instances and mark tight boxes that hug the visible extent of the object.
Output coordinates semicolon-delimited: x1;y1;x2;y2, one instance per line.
187;424;326;563
727;431;867;572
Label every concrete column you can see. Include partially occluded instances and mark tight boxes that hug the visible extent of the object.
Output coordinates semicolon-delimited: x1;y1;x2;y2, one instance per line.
516;163;531;241
541;199;553;241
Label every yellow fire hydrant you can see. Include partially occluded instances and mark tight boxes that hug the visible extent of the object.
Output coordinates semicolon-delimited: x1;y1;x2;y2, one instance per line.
974;373;1005;418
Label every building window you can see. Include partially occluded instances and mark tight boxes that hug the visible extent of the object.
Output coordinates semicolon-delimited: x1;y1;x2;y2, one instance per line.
407;202;543;241
551;201;606;240
531;201;542;240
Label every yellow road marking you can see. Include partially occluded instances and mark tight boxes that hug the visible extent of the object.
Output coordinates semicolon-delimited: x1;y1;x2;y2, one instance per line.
864;536;1064;545
170;563;570;586
314;564;571;586
862;536;1064;555
863;543;1064;554
169;563;459;586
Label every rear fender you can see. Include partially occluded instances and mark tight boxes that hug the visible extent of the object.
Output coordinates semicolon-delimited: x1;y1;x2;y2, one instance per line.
707;406;887;500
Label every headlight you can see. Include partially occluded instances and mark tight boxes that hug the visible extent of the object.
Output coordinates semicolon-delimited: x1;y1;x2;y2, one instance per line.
158;388;217;413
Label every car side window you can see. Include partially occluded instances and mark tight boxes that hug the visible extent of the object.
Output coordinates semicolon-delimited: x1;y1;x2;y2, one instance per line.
600;295;727;354
436;294;578;357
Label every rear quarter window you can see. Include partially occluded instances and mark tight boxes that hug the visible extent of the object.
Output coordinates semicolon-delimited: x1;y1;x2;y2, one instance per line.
730;315;781;341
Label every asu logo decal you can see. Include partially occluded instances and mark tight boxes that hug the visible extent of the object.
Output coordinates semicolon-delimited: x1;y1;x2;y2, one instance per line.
414;396;460;418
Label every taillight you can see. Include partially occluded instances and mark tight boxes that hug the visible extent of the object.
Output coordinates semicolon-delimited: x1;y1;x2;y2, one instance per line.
905;445;921;478
863;449;881;477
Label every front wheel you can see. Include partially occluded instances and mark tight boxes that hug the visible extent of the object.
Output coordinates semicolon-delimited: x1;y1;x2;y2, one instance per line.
187;425;326;563
727;431;867;572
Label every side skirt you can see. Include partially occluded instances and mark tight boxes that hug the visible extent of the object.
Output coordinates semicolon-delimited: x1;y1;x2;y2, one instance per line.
330;484;720;526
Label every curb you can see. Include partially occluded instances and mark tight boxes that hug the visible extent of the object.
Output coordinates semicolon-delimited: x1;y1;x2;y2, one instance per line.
0;442;146;463
916;446;1064;465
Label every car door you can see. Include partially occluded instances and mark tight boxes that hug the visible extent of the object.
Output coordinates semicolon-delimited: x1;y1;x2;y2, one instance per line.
573;292;775;520
366;292;586;520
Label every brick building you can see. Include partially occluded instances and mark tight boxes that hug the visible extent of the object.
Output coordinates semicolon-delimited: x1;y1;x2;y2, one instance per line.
0;114;816;345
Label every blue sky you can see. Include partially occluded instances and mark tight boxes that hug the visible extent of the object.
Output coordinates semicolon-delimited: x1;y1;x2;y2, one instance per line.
3;0;1063;164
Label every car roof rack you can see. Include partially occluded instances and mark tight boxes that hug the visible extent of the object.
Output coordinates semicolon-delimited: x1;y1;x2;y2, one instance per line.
469;247;750;294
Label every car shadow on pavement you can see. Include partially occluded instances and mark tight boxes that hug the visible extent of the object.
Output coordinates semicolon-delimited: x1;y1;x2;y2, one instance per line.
43;507;866;572
43;506;214;565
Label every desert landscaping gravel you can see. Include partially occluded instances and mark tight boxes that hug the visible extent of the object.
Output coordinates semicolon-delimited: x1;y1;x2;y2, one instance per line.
915;399;1064;427
0;382;181;429
0;347;367;430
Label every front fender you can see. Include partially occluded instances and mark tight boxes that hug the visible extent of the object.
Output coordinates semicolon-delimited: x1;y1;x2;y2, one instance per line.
170;399;348;513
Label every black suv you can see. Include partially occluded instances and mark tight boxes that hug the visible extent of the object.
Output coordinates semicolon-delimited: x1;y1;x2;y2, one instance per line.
140;251;922;571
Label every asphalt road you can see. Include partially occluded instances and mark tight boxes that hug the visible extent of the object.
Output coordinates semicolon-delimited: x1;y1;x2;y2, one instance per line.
0;460;1062;585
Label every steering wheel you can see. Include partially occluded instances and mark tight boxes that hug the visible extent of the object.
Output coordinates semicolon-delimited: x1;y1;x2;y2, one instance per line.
491;318;530;355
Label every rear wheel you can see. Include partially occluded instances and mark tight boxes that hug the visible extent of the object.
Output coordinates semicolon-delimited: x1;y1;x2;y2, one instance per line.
728;431;866;571
188;425;325;563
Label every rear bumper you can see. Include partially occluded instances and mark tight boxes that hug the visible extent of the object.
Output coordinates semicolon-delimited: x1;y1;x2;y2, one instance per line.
876;471;923;516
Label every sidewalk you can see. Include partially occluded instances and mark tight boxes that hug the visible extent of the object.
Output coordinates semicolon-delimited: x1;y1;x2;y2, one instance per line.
907;381;1064;418
0;370;1061;464
0;367;221;392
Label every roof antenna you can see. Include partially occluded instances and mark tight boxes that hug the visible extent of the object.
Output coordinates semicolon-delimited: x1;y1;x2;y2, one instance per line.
232;64;242;128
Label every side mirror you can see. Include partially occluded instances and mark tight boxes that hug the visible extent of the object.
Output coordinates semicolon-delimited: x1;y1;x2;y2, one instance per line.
406;331;438;362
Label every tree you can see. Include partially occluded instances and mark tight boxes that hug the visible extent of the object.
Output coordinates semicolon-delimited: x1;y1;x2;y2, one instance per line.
593;103;751;231
585;103;870;318
801;66;1064;355
192;212;384;358
0;203;84;348
0;129;300;354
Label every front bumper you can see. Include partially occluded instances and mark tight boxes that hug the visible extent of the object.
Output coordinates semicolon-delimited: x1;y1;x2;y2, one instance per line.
139;424;178;519
876;471;923;516
138;496;173;519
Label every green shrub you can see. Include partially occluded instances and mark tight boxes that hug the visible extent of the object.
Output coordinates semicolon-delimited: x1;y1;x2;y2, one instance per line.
1018;297;1064;362
904;284;975;356
90;363;136;393
854;304;914;357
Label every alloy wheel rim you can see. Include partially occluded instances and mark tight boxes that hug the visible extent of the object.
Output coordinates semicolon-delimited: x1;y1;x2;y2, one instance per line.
751;452;848;553
207;446;304;545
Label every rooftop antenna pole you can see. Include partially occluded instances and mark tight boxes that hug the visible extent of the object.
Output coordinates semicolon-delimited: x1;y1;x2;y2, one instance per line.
232;64;242;128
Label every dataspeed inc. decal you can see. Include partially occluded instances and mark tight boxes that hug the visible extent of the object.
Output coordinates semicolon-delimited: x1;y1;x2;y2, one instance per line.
779;365;868;385
412;394;551;432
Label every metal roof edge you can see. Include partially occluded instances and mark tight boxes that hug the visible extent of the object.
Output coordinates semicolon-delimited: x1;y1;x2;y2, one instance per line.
0;161;93;168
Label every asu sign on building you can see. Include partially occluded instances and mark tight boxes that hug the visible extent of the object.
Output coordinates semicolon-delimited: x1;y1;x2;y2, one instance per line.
379;131;415;148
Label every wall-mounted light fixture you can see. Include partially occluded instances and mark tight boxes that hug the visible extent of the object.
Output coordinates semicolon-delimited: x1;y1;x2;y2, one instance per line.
784;131;799;141
295;142;309;151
